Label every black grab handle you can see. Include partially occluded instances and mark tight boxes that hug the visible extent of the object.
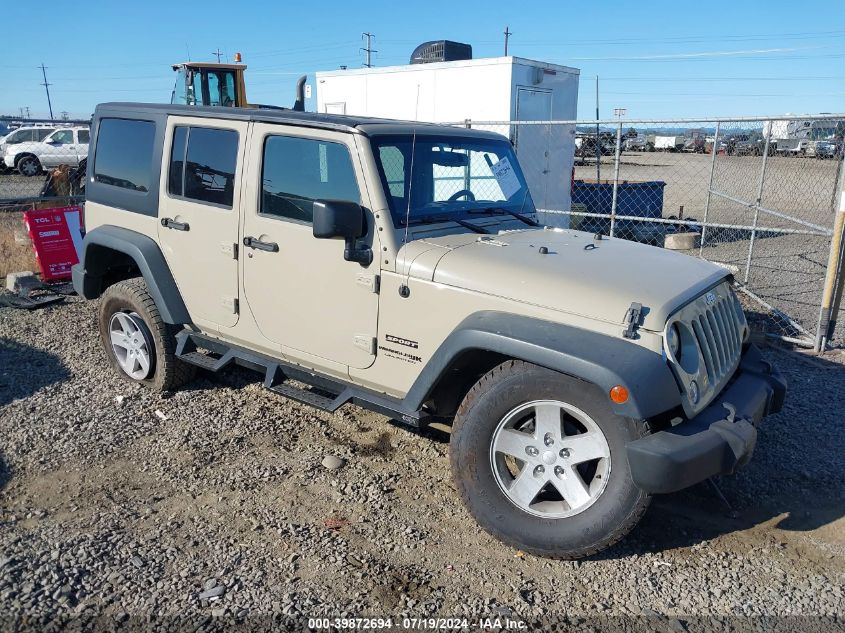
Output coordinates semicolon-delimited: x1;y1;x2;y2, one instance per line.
243;236;279;252
161;217;190;231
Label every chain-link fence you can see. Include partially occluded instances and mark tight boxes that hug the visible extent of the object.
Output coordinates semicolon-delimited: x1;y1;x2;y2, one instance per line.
3;113;844;349
454;115;845;349
0;118;90;208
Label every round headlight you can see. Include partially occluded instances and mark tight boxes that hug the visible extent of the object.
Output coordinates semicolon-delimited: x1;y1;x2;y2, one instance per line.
689;380;700;404
667;323;681;359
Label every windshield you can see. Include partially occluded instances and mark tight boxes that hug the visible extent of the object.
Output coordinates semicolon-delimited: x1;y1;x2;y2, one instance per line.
371;134;535;226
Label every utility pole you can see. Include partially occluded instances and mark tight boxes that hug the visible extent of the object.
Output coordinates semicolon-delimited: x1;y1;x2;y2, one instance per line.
504;26;512;56
595;76;601;181
212;48;223;63
25;107;31;119
39;63;54;119
361;32;377;68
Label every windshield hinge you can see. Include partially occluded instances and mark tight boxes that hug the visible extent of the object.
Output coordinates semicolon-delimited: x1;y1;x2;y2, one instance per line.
622;302;643;339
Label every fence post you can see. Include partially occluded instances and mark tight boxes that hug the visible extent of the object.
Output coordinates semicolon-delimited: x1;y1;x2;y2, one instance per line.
609;122;623;237
699;121;721;255
744;133;772;284
815;152;845;351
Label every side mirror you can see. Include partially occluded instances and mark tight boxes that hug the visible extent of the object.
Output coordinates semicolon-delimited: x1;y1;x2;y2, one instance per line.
312;200;372;266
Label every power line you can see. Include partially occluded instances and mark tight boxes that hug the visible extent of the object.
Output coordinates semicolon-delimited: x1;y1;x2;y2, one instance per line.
39;63;54;119
361;33;377;68
379;29;845;46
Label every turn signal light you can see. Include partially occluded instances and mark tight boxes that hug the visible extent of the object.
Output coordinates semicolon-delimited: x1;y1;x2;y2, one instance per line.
609;385;629;404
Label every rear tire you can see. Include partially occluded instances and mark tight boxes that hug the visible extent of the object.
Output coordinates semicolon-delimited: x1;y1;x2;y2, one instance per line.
98;277;195;392
450;360;650;559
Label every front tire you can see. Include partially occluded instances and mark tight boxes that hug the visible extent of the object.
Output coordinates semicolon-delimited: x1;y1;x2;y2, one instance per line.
98;277;195;391
16;155;41;177
450;361;650;559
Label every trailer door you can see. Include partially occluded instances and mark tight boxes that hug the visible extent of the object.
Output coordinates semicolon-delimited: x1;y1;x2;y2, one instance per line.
515;88;552;210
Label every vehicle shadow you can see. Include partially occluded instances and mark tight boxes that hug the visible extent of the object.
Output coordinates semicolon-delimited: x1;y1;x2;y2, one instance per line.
0;452;9;493
0;336;71;407
595;345;845;560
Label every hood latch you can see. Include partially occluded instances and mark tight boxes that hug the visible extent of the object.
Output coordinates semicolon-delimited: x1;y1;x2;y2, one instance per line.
622;302;644;339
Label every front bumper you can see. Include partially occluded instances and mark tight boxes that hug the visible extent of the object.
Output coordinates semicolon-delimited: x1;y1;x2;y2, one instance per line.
626;344;786;494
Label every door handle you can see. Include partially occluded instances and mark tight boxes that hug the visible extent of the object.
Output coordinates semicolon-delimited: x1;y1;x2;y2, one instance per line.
161;217;190;231
243;236;278;252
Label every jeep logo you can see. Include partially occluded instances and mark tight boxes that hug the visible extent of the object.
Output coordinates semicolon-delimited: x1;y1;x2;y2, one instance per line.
704;292;717;306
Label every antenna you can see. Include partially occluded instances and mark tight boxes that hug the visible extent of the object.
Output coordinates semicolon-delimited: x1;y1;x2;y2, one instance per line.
361;32;377;68
39;63;54;119
504;26;512;56
399;131;418;298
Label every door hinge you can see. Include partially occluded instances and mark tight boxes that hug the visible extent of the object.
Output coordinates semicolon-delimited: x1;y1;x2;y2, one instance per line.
221;241;238;259
355;272;379;294
353;334;376;355
222;297;239;314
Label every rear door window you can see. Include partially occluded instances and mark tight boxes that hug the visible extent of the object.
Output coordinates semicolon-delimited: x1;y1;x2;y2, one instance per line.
167;126;238;207
77;129;90;144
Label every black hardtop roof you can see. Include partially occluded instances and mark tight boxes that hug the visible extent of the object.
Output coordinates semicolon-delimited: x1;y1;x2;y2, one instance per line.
94;102;506;140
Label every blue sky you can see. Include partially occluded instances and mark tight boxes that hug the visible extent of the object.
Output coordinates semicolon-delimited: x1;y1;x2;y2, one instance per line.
3;0;844;120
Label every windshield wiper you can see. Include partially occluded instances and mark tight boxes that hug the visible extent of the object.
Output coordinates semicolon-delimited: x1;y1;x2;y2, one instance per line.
404;215;493;234
468;207;540;227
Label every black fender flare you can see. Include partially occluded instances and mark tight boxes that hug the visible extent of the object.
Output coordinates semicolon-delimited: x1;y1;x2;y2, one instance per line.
71;225;191;325
404;311;681;420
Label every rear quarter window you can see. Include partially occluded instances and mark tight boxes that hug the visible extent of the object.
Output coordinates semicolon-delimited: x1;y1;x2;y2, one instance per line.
94;118;156;192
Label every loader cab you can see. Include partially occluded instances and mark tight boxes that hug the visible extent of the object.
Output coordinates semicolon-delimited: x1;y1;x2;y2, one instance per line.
171;62;249;108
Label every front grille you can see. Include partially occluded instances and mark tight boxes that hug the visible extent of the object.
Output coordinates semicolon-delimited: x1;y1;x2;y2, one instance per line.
665;282;747;416
689;293;743;385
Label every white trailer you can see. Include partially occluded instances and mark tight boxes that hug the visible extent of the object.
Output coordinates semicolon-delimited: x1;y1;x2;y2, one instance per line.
316;56;580;225
654;135;684;151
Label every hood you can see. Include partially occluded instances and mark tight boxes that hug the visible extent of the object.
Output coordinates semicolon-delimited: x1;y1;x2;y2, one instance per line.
399;228;728;331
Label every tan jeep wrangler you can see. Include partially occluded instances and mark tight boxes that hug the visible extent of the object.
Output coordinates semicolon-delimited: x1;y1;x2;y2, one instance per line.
73;103;786;559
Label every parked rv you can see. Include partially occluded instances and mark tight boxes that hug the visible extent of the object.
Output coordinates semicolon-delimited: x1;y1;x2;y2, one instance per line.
654;136;684;152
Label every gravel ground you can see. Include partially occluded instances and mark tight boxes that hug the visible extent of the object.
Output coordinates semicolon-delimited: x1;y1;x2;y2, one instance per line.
1;296;844;631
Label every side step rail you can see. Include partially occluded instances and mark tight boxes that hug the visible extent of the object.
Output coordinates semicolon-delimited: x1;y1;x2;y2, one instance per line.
175;331;237;372
174;330;428;427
